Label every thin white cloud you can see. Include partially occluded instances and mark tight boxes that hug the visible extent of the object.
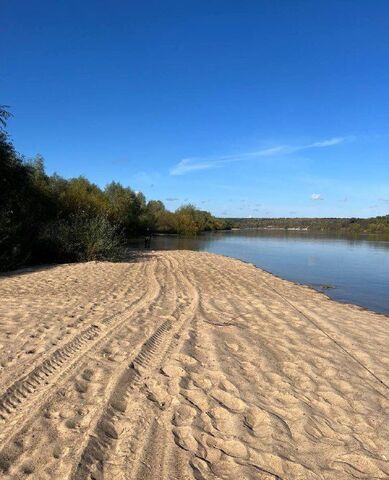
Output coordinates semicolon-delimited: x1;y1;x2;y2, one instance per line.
307;137;347;148
254;145;290;156
169;158;220;175
311;193;322;201
170;136;351;176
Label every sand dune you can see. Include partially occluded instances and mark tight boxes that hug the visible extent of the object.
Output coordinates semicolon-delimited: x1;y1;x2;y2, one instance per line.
0;250;388;479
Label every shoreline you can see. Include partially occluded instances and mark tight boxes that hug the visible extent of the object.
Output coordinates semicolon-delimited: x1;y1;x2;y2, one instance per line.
156;248;389;317
3;247;389;318
129;230;389;316
226;253;389;319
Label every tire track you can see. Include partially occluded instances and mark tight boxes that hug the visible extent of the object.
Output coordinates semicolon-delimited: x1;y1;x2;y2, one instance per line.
74;257;180;479
73;319;173;479
0;324;100;421
73;252;200;480
59;255;178;479
125;251;201;480
0;261;146;393
0;258;160;445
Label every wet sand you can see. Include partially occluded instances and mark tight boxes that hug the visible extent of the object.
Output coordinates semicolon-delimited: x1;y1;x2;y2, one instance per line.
0;250;388;479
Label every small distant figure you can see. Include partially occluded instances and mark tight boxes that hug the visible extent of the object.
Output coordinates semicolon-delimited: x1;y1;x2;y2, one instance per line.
144;228;151;249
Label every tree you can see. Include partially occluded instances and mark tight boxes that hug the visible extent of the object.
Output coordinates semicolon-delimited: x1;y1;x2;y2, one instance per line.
0;105;12;131
143;200;166;231
0;114;54;268
104;181;145;235
60;177;108;216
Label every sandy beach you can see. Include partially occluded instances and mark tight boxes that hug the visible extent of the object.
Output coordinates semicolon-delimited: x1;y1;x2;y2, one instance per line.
0;250;388;480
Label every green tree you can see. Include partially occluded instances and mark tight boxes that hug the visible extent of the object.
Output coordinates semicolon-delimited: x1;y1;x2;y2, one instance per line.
60;177;108;216
143;200;166;231
105;182;145;235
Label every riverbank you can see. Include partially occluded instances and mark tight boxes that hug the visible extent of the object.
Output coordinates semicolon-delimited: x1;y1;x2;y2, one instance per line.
0;250;388;479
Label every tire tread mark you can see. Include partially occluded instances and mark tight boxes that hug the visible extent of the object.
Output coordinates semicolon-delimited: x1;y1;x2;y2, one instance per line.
0;325;100;421
0;259;161;451
74;319;172;480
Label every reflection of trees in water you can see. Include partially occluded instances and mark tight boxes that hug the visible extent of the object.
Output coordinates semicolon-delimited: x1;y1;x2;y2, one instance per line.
151;230;389;253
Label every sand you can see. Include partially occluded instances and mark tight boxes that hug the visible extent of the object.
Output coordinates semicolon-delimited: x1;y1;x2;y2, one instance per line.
0;250;388;480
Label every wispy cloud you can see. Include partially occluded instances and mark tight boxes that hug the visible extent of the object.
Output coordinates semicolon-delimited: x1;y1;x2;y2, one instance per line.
307;137;346;148
170;137;351;176
169;159;218;175
311;193;323;201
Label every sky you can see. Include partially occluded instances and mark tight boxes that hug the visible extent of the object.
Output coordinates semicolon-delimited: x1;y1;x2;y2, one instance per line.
1;0;389;218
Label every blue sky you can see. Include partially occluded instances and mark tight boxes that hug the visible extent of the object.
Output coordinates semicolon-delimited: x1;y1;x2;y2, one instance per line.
1;0;389;217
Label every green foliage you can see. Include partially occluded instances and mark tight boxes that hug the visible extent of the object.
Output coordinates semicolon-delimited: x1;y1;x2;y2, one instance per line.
366;215;389;234
0;135;55;270
142;200;168;231
227;216;389;235
105;182;145;235
171;204;225;235
0;105;12;131
173;205;199;235
40;213;125;262
60;177;108;216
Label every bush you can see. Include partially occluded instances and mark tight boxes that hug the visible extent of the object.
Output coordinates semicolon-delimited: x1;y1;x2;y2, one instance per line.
40;213;125;262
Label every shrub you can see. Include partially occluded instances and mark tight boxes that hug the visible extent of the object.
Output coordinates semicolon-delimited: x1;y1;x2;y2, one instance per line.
40;212;125;262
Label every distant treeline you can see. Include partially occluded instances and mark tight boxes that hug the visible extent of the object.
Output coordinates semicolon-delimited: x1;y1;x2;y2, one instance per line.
0;107;228;270
226;216;389;235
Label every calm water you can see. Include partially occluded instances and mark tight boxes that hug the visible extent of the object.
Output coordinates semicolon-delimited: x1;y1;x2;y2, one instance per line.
140;230;389;314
